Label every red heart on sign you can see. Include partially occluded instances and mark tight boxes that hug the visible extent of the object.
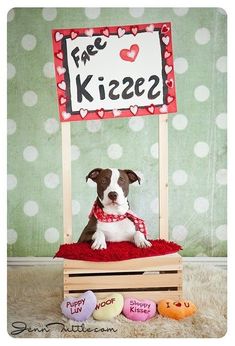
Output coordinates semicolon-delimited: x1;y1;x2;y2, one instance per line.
165;79;174;88
161;24;170;34
120;44;139;62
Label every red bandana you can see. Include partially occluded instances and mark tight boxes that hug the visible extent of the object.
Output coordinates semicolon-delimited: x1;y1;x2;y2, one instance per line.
89;201;147;236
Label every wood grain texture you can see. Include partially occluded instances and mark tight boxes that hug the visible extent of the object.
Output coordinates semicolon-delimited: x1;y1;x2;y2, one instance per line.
61;122;72;243
159;114;169;240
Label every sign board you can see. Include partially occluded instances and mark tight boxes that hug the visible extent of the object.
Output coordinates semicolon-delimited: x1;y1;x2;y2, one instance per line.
52;22;177;122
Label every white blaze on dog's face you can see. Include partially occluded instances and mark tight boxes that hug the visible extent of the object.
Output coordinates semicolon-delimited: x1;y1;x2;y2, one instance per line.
86;168;140;214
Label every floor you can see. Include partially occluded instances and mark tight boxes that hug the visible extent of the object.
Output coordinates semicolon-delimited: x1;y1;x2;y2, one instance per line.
7;263;227;338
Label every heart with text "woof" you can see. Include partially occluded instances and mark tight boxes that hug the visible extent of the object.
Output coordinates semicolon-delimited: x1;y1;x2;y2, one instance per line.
120;44;139;62
61;291;97;321
93;293;124;320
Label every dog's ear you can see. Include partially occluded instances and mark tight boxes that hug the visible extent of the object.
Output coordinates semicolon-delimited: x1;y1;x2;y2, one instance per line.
124;170;141;185
86;168;102;182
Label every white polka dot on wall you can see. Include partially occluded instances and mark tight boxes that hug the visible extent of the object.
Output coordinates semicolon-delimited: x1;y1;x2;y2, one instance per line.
216;113;227;130
85;8;101;19
7;63;16;80
150;197;159;214
173;8;189;16
194;141;209;158
129;8;145;17
44;118;59;134
128;117;145;132
172;114;188;130
23;200;39;216
172;170;188;186
44;227;60;243
72;200;81;215
216;168;227;185
194;197;209;213
7;174;17;190
174;57;188;74
7;229;18;244
71;145;80;161
22;90;38;107
42;8;57;21
172;225;188;241
86;120;102;133
216;56;227;73
150;142;158;159
195;28;211;45
43;62;55;78
194;85;210;102
7;119;16;135
7;9;15;22
23;146;38;162
107;144;123;160
21;34;37;51
44;173;60;189
215;224;227;241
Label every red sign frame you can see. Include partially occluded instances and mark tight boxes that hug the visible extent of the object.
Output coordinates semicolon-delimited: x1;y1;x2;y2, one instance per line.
52;22;177;122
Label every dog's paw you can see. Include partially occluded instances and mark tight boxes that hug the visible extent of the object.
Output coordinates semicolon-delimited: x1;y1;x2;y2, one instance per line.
134;231;152;248
91;239;107;250
91;231;107;250
136;238;152;248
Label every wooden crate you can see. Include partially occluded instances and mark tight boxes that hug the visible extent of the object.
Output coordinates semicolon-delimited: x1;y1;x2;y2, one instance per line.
63;253;182;301
61;116;183;302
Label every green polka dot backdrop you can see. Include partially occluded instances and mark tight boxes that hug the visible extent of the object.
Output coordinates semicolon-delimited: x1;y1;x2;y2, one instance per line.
7;8;227;257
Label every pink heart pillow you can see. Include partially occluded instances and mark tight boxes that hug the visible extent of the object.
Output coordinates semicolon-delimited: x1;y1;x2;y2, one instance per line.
122;297;156;321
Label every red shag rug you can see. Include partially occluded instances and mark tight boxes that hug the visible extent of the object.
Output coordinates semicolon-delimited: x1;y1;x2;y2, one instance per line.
54;239;182;262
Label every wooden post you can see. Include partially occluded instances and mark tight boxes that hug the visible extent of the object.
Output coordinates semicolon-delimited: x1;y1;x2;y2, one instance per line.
158;114;169;240
61;122;72;243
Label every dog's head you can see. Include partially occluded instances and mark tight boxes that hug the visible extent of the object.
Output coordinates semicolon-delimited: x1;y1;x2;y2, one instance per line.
86;168;140;210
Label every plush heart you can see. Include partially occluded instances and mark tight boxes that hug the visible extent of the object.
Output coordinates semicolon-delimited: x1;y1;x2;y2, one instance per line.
122;297;156;321
93;293;124;320
61;291;97;321
158;299;197;320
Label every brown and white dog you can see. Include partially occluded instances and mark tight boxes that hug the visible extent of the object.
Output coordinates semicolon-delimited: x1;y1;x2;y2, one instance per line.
78;168;152;250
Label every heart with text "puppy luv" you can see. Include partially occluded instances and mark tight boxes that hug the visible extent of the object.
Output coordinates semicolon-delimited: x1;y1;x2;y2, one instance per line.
93;293;124;320
61;291;97;322
122;297;157;321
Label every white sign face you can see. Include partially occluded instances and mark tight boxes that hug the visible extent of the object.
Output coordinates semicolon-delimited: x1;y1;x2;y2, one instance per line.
52;23;177;122
65;31;164;111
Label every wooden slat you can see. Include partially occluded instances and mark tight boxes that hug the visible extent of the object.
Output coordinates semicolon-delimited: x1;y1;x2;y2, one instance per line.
64;290;183;302
64;253;182;273
159;114;169;240
64;264;182;274
61;122;72;243
64;273;182;291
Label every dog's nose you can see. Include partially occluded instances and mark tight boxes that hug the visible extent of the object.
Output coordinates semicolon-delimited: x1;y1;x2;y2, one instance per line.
108;191;118;201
